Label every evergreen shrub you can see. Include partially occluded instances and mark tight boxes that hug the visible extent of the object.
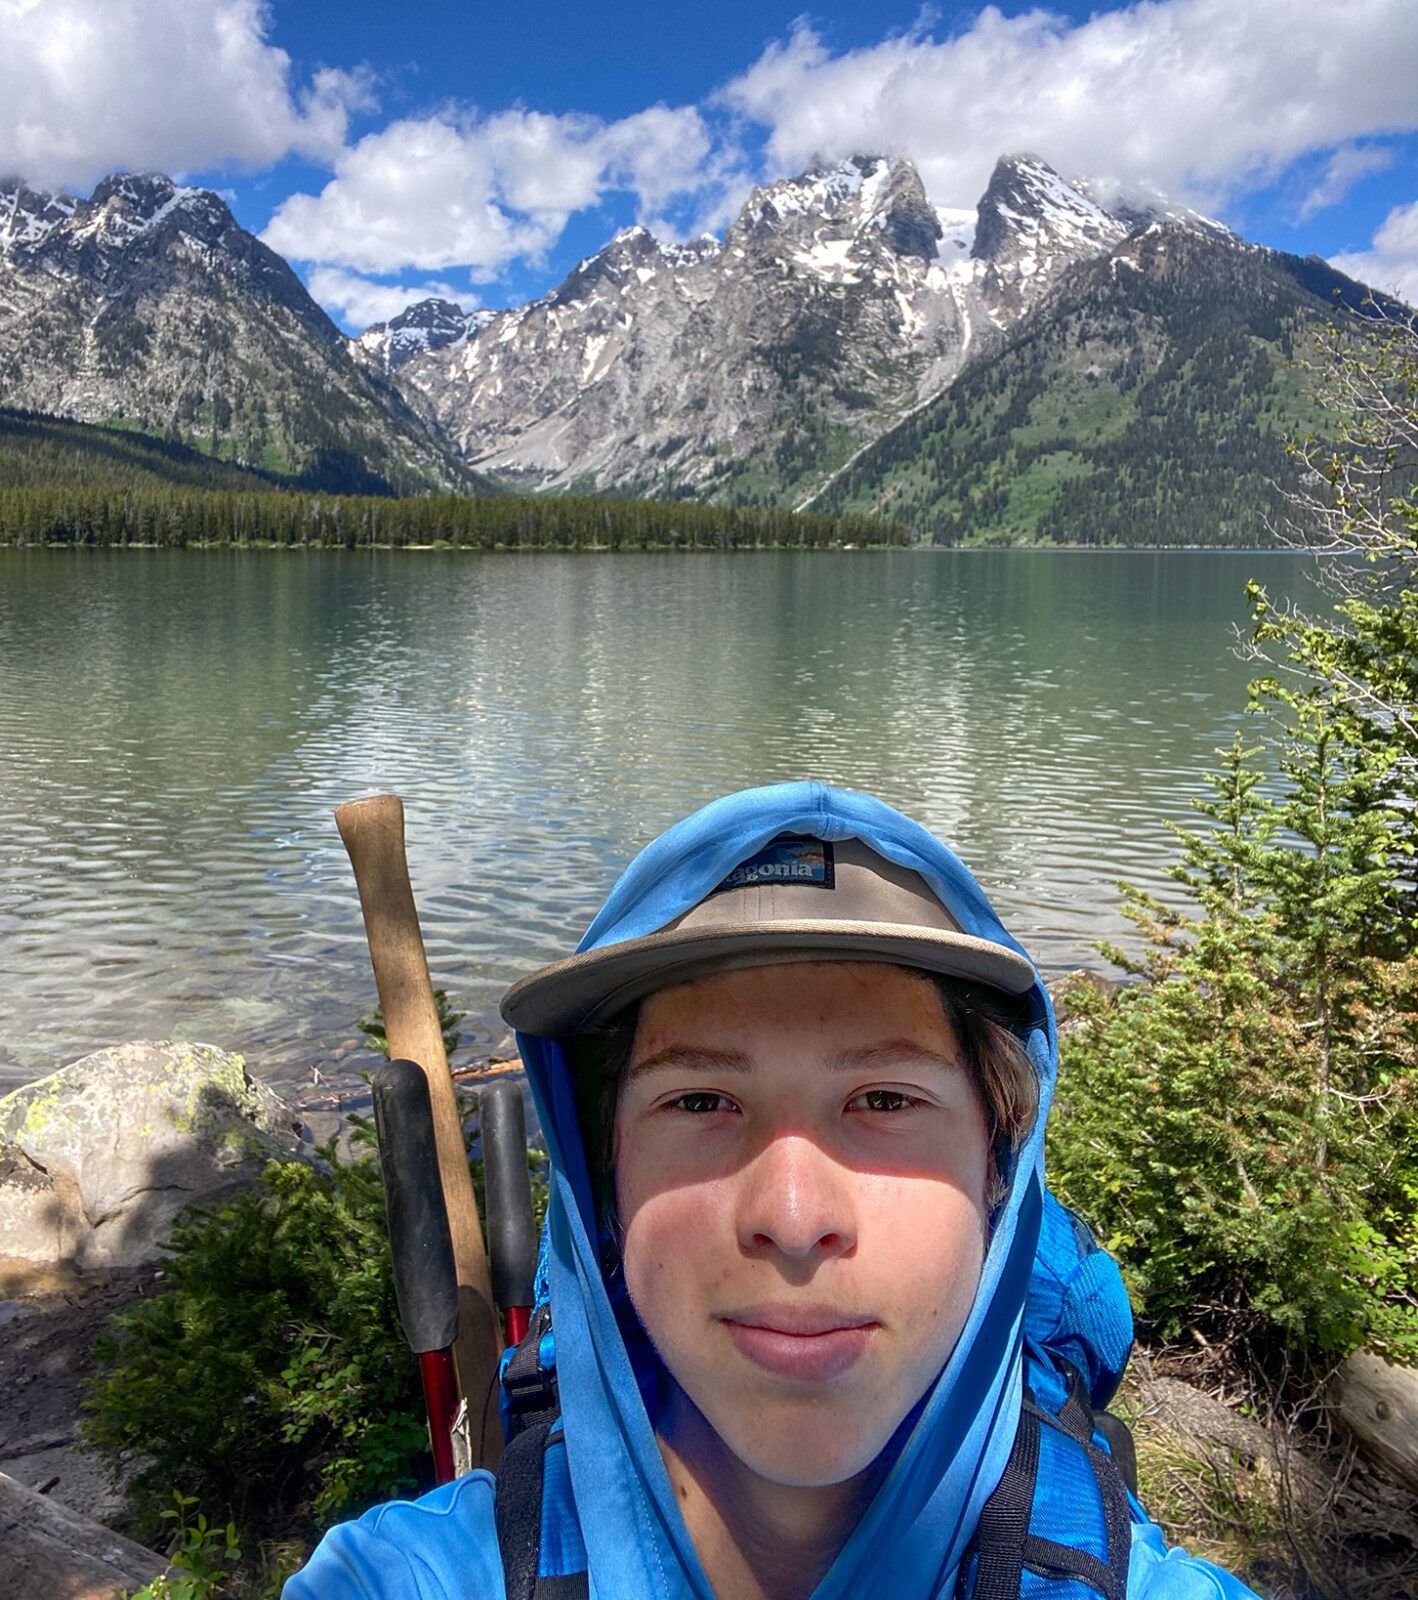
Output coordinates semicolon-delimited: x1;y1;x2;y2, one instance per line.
1048;302;1418;1376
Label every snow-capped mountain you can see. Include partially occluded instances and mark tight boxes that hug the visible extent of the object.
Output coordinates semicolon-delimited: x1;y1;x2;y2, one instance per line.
375;153;1215;504
354;298;497;373
0;152;1364;528
0;173;478;493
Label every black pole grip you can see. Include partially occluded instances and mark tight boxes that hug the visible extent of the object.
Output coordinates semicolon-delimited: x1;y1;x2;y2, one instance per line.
372;1059;460;1354
480;1080;538;1313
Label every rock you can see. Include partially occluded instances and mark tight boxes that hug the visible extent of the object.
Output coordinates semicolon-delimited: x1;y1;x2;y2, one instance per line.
1333;1347;1418;1496
0;1042;303;1272
2;1442;133;1528
0;1468;166;1599
1140;1376;1271;1460
1046;968;1123;1034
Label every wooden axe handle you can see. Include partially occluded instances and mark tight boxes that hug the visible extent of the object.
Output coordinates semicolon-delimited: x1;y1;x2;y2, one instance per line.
335;794;503;1465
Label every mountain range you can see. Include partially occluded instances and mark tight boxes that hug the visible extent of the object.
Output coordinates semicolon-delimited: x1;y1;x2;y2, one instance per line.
0;154;1383;542
0;174;482;495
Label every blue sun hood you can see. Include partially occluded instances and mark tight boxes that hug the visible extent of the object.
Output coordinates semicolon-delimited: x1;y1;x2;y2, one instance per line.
513;781;1059;1600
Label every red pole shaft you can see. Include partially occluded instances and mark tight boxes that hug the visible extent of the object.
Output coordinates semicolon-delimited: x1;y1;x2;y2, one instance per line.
504;1306;531;1347
419;1347;459;1484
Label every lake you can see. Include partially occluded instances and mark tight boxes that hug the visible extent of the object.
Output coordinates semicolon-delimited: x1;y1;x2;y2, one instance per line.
0;547;1322;1096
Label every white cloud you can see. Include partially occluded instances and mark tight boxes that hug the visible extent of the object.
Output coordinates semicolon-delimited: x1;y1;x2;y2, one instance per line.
261;102;720;276
1298;144;1394;222
720;1;1418;215
306;267;473;330
0;0;374;190
1331;202;1418;304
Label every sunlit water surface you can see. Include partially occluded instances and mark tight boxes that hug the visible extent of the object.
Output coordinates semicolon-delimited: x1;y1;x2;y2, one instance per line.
0;548;1322;1096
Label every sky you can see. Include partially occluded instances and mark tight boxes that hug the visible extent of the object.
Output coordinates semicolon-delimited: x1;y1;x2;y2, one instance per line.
2;0;1416;330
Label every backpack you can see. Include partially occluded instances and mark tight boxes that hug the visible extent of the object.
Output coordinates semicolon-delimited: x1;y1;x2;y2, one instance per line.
493;1183;1137;1600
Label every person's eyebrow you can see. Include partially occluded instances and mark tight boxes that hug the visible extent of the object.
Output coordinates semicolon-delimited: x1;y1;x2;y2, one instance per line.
626;1046;753;1079
832;1040;964;1073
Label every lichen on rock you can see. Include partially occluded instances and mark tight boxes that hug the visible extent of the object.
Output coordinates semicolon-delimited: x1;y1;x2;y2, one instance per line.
0;1041;304;1273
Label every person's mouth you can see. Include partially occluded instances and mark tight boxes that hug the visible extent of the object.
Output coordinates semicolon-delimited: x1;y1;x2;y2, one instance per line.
718;1304;879;1383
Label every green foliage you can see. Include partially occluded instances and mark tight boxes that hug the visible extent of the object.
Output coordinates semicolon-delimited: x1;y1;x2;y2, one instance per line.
124;1491;242;1600
356;988;464;1060
0;407;281;493
84;1141;429;1542
0;408;907;549
1048;303;1418;1374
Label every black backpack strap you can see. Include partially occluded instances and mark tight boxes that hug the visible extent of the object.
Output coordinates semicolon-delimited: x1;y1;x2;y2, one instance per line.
501;1302;559;1441
958;1400;1042;1600
495;1420;589;1600
957;1366;1132;1600
495;1302;589;1599
1094;1412;1139;1498
495;1416;552;1600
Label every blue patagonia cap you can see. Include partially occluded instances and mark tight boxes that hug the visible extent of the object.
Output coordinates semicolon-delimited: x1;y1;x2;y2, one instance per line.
500;835;1036;1038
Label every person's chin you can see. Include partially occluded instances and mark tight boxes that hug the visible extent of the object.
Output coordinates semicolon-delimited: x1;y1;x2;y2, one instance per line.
706;1388;890;1487
726;1423;884;1489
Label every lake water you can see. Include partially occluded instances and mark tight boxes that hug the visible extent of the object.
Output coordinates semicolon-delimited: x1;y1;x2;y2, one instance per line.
0;547;1321;1096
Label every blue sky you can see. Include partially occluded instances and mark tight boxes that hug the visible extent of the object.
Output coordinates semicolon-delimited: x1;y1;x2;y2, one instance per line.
3;0;1416;328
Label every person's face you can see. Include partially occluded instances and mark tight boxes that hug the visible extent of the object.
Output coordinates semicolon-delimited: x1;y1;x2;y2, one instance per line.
613;960;992;1489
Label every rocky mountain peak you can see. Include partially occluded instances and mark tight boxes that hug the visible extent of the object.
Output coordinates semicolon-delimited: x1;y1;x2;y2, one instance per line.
873;157;944;261
1;173;240;272
735;155;894;240
354;296;493;372
0;179;77;254
972;153;1128;267
550;223;667;308
0;169;478;494
78;173;233;251
89;171;180;217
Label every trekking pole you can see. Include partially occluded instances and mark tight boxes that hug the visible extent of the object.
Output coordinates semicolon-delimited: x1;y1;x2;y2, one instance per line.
372;1058;462;1485
480;1080;539;1346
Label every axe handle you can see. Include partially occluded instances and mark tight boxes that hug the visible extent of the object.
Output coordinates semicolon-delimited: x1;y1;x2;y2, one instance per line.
335;793;503;1465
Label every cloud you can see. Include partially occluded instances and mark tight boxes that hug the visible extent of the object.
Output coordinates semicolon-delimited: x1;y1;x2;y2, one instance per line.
720;1;1418;215
261;102;722;277
306;267;473;330
0;0;375;191
1298;144;1394;222
1331;202;1418;304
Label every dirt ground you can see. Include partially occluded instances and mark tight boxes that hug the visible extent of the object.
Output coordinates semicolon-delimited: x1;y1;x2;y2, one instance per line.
0;1263;163;1532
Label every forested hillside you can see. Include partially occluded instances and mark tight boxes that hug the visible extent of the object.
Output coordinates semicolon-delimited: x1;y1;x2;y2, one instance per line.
0;481;903;552
816;230;1368;544
0;407;281;493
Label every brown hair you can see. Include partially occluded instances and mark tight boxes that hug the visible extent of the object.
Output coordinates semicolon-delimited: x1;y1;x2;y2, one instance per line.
563;966;1039;1222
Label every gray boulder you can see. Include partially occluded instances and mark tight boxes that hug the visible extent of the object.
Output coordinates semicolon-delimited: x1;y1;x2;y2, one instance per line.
0;1042;303;1273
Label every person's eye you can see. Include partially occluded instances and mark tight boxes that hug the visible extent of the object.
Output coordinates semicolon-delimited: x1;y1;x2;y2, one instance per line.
668;1091;737;1115
851;1088;920;1113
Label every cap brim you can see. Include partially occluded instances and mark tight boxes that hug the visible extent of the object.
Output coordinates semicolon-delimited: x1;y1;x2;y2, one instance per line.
500;920;1037;1037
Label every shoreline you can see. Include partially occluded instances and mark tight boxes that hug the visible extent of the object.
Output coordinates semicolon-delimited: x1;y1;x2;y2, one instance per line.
0;539;1302;554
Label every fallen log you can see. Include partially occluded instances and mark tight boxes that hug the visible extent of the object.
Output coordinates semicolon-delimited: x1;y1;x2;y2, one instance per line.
1333;1348;1418;1496
0;1469;166;1599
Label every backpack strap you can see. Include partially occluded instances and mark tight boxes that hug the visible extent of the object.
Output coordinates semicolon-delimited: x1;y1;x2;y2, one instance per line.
500;1301;559;1441
495;1418;590;1600
495;1305;590;1600
957;1360;1132;1600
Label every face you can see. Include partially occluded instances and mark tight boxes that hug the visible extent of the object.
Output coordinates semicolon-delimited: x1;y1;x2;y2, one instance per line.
613;961;992;1489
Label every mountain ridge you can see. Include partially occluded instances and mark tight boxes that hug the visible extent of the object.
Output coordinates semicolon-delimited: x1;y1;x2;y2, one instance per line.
0;173;488;495
0;154;1388;542
364;152;1287;517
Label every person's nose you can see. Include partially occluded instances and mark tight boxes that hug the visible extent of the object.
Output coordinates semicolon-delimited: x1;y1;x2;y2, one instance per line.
735;1132;856;1264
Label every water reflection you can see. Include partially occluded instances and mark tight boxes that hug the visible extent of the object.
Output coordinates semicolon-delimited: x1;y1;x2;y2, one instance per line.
0;548;1319;1093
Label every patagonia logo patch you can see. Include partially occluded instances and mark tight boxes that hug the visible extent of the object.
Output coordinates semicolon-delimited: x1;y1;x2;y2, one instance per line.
714;836;835;894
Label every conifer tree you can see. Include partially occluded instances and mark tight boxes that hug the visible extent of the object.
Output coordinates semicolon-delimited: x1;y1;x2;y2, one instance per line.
1049;303;1418;1372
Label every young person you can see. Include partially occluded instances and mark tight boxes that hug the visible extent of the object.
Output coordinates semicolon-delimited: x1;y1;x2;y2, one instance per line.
288;782;1258;1600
